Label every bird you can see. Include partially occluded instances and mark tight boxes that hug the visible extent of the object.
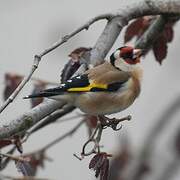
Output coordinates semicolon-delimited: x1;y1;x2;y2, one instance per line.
24;46;143;115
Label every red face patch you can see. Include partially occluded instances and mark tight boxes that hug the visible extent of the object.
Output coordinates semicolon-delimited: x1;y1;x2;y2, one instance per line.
120;46;133;57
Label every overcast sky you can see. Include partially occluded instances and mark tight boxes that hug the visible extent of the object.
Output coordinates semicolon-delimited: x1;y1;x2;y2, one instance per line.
1;0;180;179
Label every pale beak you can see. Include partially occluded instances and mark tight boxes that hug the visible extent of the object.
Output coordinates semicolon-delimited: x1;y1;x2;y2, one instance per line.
133;49;142;58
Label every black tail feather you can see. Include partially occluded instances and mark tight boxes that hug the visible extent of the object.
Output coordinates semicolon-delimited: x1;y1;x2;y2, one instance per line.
23;85;65;99
23;91;61;99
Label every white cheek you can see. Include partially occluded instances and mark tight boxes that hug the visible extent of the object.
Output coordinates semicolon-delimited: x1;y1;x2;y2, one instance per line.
114;50;120;59
115;58;137;72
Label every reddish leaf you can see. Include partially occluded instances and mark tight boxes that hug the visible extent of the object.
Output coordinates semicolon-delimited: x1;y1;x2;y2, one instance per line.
31;81;46;108
89;153;111;180
3;73;23;101
86;115;98;129
100;158;109;180
124;16;153;43
89;153;102;169
153;35;167;64
164;23;174;42
89;153;105;170
60;47;91;83
0;139;13;149
61;60;81;83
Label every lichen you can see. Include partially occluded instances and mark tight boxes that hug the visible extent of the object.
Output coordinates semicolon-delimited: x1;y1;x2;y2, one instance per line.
18;116;33;131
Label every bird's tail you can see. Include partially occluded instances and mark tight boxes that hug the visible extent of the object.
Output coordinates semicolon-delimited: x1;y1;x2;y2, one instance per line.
23;92;56;99
23;87;64;99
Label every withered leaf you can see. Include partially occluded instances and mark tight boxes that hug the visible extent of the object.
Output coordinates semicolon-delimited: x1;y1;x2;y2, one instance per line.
124;17;153;43
60;47;91;83
100;158;109;180
89;153;111;180
89;153;104;169
3;73;23;101
85;115;98;129
61;60;80;83
15;159;34;176
153;35;167;64
0;139;12;149
164;23;174;42
124;16;176;64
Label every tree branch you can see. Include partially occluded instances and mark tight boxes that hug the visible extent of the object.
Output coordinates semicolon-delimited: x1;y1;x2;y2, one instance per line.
0;14;112;114
0;0;180;139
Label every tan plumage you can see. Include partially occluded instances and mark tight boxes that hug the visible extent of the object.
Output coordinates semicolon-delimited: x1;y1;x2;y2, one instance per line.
86;62;130;84
75;62;142;115
24;46;143;116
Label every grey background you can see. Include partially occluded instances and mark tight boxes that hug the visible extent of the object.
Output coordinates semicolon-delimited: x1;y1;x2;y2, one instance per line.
0;0;180;179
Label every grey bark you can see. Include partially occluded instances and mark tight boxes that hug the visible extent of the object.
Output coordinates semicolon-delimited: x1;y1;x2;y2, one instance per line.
0;0;180;139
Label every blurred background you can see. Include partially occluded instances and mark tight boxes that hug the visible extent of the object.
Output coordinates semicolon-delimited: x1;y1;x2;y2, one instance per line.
0;0;180;179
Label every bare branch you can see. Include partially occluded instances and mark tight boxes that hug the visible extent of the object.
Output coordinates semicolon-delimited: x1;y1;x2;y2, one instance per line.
0;153;29;163
23;120;84;156
135;15;179;49
0;14;111;114
0;0;180;139
0;100;65;139
25;105;75;137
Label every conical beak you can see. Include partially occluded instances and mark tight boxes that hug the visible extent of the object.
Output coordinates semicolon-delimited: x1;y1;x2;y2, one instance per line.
133;49;142;57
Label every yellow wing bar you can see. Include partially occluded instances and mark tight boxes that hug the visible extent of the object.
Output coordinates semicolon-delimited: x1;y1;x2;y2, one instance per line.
67;83;108;92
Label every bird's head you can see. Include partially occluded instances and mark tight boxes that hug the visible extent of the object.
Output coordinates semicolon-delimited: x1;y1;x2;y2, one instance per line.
110;46;142;72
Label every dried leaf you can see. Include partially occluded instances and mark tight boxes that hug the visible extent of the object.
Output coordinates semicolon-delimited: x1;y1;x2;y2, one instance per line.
15;159;34;176
153;35;167;64
0;139;13;149
86;115;98;129
60;47;91;83
31;81;46;108
164;23;174;42
3;73;23;101
89;153;111;180
100;158;109;180
89;153;104;169
124;17;153;43
61;60;81;83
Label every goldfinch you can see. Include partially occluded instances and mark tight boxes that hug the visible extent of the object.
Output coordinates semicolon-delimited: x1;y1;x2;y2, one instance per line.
24;46;143;115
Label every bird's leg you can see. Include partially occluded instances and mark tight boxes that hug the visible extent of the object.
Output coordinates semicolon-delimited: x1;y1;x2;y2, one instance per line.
75;115;131;159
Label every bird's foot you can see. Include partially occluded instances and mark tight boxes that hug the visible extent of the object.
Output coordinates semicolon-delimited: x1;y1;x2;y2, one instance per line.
98;115;131;131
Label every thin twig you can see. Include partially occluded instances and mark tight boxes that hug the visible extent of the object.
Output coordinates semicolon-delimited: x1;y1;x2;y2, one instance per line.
0;55;40;114
41;120;84;151
79;115;131;157
22;120;85;157
0;14;111;114
0;146;16;170
0;153;29;163
22;105;75;143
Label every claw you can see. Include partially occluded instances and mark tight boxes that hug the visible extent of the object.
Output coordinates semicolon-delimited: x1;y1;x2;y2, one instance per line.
111;124;123;131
